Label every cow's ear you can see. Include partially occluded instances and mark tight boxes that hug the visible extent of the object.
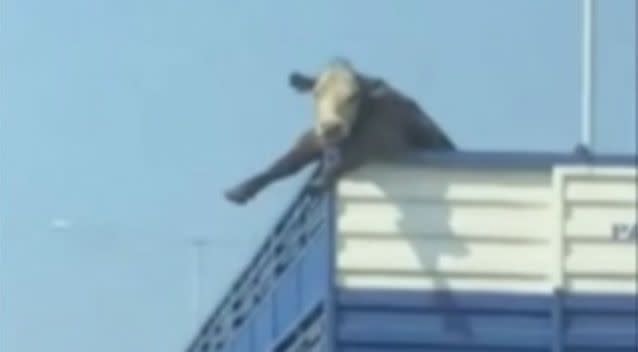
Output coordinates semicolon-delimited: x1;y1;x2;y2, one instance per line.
289;72;315;93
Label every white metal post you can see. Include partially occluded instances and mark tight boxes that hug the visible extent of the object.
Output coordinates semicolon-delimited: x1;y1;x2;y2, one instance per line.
580;0;595;151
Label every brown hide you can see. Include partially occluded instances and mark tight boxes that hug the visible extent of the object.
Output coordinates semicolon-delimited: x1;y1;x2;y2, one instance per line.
224;67;456;205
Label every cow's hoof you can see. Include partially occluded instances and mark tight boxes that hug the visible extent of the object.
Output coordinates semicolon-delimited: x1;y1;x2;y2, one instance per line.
224;187;251;205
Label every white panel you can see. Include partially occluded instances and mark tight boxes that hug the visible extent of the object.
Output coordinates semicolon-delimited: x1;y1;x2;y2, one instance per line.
565;176;638;203
557;166;638;294
336;164;554;294
565;222;636;240
565;241;637;275
336;163;637;295
337;200;549;240
565;277;637;294
337;274;550;293
339;164;551;204
566;204;637;229
337;237;548;276
564;204;637;239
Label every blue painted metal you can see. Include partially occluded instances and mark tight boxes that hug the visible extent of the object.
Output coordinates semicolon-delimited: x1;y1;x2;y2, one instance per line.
211;222;330;352
551;288;564;352
268;301;325;351
336;289;637;352
562;291;638;351
185;150;637;352
184;171;333;351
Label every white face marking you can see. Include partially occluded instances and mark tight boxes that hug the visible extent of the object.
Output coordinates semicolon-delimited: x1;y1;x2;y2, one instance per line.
311;62;361;144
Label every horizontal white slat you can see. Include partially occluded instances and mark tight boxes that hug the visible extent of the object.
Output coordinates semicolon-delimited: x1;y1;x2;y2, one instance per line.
565;177;638;203
564;225;635;240
565;241;638;275
338;181;551;205
565;277;637;294
565;204;636;222
337;237;548;276
337;273;551;293
344;163;552;184
337;200;550;240
338;165;551;204
564;204;637;239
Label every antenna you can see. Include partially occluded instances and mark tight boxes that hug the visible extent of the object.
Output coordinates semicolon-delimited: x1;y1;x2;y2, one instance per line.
580;0;596;151
190;237;209;330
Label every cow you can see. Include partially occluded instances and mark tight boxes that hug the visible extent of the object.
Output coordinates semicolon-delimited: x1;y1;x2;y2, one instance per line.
224;58;455;205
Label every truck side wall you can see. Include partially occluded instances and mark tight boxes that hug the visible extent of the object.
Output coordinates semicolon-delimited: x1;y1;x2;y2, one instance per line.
335;163;637;351
556;166;637;351
185;154;636;352
187;194;332;352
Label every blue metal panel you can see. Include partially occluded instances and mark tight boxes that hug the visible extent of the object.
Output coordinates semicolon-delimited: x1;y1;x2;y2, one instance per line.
273;266;301;335
337;289;552;350
253;298;273;351
338;289;554;312
232;320;253;352
563;293;638;313
563;292;638;351
218;231;330;352
336;289;637;352
300;224;330;308
270;302;326;351
185;187;332;352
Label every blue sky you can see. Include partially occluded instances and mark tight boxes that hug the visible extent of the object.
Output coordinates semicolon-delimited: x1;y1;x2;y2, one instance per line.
1;1;635;351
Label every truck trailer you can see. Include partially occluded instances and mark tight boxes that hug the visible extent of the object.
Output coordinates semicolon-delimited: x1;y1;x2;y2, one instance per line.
186;150;637;352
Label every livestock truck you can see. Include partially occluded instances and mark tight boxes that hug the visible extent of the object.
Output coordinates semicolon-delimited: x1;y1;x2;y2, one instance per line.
186;150;637;352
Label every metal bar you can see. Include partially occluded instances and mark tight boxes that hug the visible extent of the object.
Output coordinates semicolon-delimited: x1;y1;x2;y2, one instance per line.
326;191;338;352
581;0;596;150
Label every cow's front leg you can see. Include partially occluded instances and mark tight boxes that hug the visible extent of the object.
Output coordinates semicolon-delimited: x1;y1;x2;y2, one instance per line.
306;142;369;194
224;130;323;205
307;146;342;192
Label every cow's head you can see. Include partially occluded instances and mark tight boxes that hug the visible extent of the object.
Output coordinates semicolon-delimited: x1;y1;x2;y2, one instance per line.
290;59;363;146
